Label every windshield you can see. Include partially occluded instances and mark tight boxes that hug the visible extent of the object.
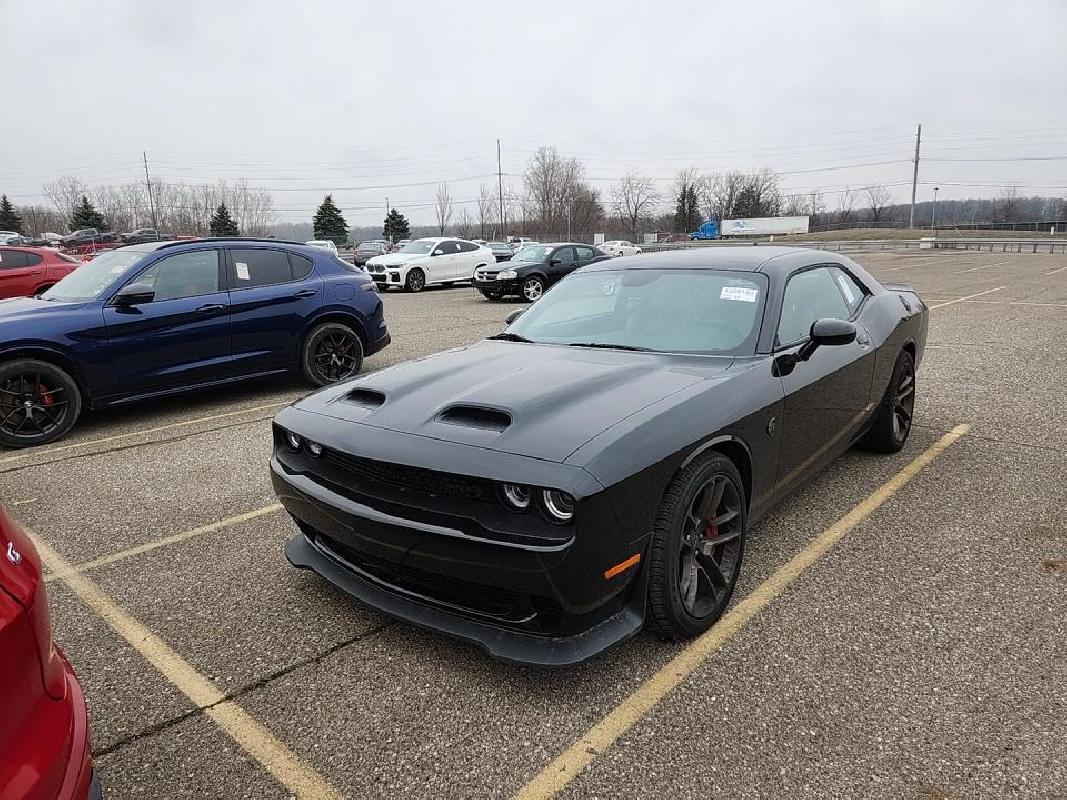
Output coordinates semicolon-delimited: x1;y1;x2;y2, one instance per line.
505;269;767;355
399;240;435;254
41;249;147;302
512;245;551;263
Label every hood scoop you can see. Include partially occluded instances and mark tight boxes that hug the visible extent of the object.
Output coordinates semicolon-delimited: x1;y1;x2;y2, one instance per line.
344;388;386;408
435;404;511;432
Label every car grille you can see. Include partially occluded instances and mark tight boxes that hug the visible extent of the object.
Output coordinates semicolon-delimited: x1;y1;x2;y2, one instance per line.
367;264;385;274
313;533;564;631
323;448;498;503
475;268;498;281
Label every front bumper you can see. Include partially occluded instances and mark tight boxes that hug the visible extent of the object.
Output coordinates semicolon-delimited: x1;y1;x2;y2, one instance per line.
472;278;518;295
270;413;648;666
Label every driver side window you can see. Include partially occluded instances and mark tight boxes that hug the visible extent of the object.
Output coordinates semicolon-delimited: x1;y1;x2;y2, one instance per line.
777;267;850;346
133;250;220;301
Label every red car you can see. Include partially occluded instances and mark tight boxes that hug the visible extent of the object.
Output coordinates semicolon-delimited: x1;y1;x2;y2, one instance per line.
0;247;82;299
0;505;99;799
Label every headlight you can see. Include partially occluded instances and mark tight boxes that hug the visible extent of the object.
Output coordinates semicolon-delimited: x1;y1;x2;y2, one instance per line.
501;483;531;510
497;269;517;280
285;431;302;451
542;490;575;522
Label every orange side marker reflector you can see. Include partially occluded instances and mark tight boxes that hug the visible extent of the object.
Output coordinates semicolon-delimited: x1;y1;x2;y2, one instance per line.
604;553;641;580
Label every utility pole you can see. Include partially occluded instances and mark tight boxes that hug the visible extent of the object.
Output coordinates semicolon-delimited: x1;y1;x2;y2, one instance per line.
908;124;922;229
386;196;390;216
143;151;158;230
931;186;940;230
496;139;505;237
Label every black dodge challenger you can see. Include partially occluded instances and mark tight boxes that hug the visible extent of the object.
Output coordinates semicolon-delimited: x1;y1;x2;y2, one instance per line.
271;247;927;666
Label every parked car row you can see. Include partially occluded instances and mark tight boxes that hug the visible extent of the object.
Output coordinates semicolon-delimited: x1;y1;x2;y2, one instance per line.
0;246;83;299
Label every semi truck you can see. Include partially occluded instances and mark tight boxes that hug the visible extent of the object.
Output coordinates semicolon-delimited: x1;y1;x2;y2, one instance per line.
690;215;810;240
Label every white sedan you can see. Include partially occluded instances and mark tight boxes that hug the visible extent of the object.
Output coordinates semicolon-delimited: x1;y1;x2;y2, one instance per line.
364;237;495;292
601;240;642;257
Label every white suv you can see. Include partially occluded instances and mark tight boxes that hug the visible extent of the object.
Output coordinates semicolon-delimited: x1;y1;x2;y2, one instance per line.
365;237;494;292
601;240;642;257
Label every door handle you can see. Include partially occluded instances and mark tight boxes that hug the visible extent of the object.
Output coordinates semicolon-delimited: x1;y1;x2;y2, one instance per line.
292;289;317;298
195;303;226;313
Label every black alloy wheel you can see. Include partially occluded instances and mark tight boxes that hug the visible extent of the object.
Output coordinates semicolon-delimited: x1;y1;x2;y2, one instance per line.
302;323;364;387
648;453;746;640
862;350;916;453
0;360;81;448
406;268;426;293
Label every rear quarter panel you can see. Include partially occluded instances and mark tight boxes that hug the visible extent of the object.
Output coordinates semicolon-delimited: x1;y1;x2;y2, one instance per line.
860;291;928;404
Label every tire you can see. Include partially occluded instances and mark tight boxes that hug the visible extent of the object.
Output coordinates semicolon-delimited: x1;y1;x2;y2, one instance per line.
34;284;54;296
405;268;426;293
479;290;503;301
301;323;364;387
0;359;82;448
647;453;746;640
861;350;916;453
521;275;545;302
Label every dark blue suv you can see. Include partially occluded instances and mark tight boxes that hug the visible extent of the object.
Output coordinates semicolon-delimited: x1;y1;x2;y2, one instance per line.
0;238;389;448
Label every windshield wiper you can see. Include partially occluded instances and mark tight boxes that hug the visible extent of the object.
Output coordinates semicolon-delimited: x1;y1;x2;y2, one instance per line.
567;342;654;352
487;332;534;343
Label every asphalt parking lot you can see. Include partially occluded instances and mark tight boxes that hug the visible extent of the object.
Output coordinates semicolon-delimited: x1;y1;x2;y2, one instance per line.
2;249;1064;798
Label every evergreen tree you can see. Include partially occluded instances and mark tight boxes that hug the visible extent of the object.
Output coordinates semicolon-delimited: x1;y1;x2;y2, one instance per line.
383;209;410;243
674;185;700;233
70;195;107;231
0;195;23;233
210;202;239;236
312;195;348;244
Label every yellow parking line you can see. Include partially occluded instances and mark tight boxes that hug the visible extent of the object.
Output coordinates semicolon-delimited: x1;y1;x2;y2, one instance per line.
42;503;284;583
0;401;288;467
513;424;970;800
29;529;341;800
928;287;1005;308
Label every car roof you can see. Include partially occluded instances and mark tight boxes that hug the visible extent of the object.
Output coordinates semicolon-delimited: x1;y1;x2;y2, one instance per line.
0;245;63;253
580;246;843;277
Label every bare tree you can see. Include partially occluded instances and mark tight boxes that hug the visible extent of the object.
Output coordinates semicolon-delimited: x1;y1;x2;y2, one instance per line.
17;205;65;236
611;171;661;238
995;184;1020;222
477;183;497;239
808;189;826;228
43;176;89;229
523;146;585;233
704;171;745;221
781;194;808;216
834;187;857;226
455;207;476;239
862;185;893;223
434;182;454;234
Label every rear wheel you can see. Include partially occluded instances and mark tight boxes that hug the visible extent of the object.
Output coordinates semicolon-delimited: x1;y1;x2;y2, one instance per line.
405;268;426;293
301;323;364;387
647;453;746;640
862;350;915;453
0;359;82;448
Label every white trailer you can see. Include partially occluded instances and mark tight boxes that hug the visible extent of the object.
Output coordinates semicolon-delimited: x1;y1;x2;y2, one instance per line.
720;215;810;236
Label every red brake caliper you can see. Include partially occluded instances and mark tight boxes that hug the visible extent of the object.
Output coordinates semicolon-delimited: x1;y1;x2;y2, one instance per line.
37;384;54;406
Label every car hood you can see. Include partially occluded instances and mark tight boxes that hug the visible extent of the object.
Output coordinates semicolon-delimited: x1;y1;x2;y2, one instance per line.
367;252;425;267
293;340;732;462
0;296;86;322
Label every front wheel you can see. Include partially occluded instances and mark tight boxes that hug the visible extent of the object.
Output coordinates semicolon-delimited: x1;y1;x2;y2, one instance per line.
521;275;545;302
0;359;82;448
301;323;364;387
647;453;746;640
405;268;426;293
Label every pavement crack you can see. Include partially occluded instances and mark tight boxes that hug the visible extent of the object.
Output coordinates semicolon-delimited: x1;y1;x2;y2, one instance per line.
91;621;393;760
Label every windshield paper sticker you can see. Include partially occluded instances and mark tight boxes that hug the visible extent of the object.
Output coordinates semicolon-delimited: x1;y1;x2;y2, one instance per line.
720;286;758;302
235;262;250;281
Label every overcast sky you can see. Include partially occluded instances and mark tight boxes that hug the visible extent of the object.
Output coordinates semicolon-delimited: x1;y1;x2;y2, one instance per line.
2;0;1065;225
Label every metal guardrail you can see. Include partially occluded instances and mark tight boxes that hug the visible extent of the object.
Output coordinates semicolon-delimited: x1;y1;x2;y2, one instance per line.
641;238;1067;255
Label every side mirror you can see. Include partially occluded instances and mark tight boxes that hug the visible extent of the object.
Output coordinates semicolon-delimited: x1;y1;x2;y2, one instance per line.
505;308;525;325
798;318;856;361
431;249;443;257
113;282;155;307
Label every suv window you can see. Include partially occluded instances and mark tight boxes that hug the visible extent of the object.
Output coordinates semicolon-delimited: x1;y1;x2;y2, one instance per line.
575;246;596;261
290;253;314;280
457;241;478;253
777;267;852;345
135;250;221;301
230;248;294;288
830;267;867;314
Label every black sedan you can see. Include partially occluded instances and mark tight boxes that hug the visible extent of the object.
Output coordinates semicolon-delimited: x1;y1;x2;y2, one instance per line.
472;242;609;301
271;247;927;666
